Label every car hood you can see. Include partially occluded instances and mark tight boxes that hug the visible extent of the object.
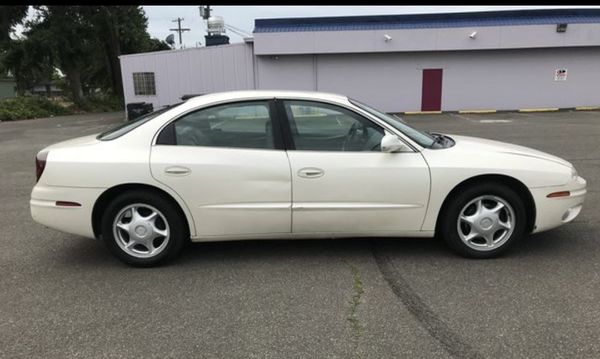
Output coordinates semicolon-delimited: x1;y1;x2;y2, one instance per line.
43;134;101;151
447;134;573;168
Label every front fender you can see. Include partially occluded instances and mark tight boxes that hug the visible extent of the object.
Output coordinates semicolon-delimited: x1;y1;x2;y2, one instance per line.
420;146;573;231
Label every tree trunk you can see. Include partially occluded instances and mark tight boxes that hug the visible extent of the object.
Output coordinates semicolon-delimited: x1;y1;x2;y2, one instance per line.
65;68;84;105
103;8;122;97
15;82;26;96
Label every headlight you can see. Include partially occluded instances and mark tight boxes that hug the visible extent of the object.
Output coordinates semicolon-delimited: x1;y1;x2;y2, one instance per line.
571;167;578;179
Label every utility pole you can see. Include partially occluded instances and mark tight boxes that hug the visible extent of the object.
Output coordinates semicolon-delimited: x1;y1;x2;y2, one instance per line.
169;17;191;48
199;5;211;21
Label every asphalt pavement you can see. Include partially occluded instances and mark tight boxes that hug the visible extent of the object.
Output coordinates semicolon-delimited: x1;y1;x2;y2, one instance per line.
0;109;598;358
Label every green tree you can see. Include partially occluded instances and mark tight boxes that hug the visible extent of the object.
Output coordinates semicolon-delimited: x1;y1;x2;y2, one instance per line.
81;6;170;97
2;6;170;104
26;6;96;105
0;6;28;48
0;5;29;80
2;34;54;95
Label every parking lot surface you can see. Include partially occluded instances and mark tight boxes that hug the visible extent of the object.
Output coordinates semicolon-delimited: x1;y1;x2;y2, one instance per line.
0;110;598;358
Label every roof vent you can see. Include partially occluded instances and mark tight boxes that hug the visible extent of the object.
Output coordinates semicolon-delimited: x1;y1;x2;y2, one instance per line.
557;23;568;33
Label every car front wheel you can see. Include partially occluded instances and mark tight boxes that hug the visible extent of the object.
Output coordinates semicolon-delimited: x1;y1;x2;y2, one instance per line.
101;191;187;266
440;183;527;258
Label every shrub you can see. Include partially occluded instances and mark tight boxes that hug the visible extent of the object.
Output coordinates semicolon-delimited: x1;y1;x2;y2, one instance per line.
0;94;125;121
0;96;72;121
70;94;124;113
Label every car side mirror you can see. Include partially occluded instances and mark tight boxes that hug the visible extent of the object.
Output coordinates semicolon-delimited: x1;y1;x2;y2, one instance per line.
381;134;411;153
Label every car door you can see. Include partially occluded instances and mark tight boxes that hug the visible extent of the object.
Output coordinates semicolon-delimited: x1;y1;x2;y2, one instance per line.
150;99;292;238
279;99;430;235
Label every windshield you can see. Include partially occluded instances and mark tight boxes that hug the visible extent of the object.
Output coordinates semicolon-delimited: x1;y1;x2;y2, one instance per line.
97;104;182;141
349;99;435;148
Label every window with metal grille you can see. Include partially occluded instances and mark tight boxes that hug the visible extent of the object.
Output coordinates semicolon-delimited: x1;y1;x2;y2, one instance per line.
133;72;156;96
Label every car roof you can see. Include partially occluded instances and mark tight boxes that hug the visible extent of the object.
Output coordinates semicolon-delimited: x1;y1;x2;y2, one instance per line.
183;90;349;106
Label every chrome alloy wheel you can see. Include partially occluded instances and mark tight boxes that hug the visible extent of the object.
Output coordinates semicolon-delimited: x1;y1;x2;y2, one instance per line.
113;203;170;259
456;195;515;251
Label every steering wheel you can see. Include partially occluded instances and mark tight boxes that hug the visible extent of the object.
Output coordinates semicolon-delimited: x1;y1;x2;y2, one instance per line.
342;122;369;151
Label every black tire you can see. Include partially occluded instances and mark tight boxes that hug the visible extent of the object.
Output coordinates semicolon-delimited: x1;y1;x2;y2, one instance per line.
439;182;527;259
101;190;188;267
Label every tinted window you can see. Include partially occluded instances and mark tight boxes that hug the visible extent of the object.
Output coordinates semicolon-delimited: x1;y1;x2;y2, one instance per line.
283;100;384;151
168;101;275;150
98;105;179;141
349;99;435;148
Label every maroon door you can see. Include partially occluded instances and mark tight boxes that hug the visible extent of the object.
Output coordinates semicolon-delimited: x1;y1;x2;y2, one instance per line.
421;69;443;111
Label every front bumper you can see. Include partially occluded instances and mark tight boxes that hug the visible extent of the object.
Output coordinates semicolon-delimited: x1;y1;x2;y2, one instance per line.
30;184;104;239
530;176;587;233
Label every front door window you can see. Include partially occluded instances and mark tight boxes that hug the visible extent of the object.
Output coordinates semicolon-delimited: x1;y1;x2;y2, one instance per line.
282;100;384;152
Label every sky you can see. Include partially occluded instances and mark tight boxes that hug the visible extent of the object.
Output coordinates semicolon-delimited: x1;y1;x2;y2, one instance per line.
142;5;599;48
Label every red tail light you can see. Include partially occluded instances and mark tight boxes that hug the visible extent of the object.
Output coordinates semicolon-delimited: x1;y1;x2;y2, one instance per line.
35;150;49;182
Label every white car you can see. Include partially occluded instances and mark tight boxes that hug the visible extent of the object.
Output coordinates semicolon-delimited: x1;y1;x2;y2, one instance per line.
31;91;586;266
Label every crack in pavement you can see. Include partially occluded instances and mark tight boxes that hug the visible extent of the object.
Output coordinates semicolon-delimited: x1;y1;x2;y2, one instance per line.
347;265;365;359
370;241;484;359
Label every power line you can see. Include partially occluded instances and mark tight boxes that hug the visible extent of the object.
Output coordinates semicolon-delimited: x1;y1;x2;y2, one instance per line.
224;23;251;37
224;24;249;38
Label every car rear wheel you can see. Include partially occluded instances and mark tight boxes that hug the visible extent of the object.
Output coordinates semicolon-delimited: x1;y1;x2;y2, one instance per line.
440;183;527;258
101;191;187;266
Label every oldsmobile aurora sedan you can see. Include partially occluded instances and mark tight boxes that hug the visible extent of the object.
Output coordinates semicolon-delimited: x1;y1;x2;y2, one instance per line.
31;91;586;266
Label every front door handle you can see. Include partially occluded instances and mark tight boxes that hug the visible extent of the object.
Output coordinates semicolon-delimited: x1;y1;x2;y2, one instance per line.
298;167;324;178
165;166;191;176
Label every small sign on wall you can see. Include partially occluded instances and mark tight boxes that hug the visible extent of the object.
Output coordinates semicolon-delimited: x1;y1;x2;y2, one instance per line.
554;68;568;81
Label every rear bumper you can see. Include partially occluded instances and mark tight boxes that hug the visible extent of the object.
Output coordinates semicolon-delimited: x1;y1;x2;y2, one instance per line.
530;176;587;233
30;185;104;239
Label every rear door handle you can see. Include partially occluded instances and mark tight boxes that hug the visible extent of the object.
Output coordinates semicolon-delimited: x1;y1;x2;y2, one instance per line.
298;167;324;178
165;166;191;176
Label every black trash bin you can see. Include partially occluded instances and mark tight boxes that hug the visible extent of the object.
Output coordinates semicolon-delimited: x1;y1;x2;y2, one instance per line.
126;102;154;121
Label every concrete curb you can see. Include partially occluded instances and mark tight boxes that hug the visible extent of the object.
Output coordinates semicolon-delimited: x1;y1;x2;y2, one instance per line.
399;106;600;115
518;108;559;112
458;109;497;114
575;106;600;111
